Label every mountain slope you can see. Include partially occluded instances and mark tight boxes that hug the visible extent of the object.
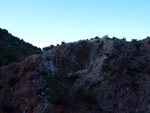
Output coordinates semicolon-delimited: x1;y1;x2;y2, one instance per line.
0;28;41;66
0;37;150;113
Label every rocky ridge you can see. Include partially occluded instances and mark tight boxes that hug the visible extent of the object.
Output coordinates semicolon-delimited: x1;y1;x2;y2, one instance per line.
0;28;41;66
0;37;150;113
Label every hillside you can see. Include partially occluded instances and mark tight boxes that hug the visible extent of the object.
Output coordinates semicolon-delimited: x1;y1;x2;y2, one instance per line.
0;36;150;113
0;28;41;66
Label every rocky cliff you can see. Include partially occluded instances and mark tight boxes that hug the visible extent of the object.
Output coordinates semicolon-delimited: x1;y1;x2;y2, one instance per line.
0;37;150;113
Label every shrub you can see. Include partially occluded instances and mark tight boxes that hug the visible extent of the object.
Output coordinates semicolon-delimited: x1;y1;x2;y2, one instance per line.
8;76;17;87
125;63;139;75
61;41;65;45
94;36;99;39
40;70;48;76
97;106;103;111
40;70;51;87
146;68;150;74
131;81;139;89
131;39;141;48
103;57;110;64
102;64;111;73
113;103;119;108
49;69;68;104
122;38;126;41
82;91;97;104
90;38;94;40
89;80;101;89
45;55;51;61
0;28;42;67
0;84;3;89
43;45;55;51
0;101;13;113
113;40;123;49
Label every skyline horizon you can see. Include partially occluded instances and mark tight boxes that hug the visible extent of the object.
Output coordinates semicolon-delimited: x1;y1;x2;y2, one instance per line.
1;0;150;48
2;27;149;48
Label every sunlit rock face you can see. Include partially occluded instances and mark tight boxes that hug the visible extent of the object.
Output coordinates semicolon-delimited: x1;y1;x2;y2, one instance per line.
1;37;150;113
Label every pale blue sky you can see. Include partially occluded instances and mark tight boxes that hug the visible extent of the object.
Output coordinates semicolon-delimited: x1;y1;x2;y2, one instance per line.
0;0;150;47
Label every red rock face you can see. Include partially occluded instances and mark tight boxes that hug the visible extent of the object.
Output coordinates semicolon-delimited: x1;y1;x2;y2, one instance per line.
0;38;150;113
141;38;150;52
0;55;44;113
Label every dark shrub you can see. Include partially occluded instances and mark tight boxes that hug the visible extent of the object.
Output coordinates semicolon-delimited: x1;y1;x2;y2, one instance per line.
61;41;65;45
0;101;13;113
8;76;17;87
49;69;68;104
0;84;3;89
0;28;42;66
94;36;99;39
122;38;126;41
43;45;54;51
131;39;141;48
131;81;139;89
82;91;97;104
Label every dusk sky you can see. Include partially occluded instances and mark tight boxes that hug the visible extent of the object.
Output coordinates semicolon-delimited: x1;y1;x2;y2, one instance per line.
0;0;150;48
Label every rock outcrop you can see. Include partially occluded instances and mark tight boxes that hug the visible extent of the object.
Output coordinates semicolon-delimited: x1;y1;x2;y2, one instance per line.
0;37;150;113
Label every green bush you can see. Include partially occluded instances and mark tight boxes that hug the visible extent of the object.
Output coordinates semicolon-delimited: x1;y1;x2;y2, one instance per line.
8;76;17;87
49;69;68;104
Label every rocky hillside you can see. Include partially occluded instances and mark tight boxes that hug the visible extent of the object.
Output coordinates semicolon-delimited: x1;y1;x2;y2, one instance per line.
0;28;41;66
0;36;150;113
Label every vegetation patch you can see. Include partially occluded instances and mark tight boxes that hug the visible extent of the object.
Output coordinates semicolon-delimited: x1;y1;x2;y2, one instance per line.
0;84;3;89
0;28;41;66
81;90;97;104
43;45;55;51
131;39;141;48
131;81;139;89
0;101;13;113
8;76;18;87
48;69;68;104
77;85;98;109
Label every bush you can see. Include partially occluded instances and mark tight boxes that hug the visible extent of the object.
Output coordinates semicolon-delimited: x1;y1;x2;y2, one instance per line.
49;69;68;104
61;41;65;45
122;38;126;41
94;36;99;39
131;81;139;89
82;91;97;104
0;28;42;66
97;106;103;111
43;45;54;51
8;76;17;87
45;55;51;61
131;39;141;48
0;101;13;113
0;84;3;89
113;40;124;49
102;64;111;73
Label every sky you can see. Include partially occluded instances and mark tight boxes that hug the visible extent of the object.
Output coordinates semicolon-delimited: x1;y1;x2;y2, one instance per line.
0;0;150;48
